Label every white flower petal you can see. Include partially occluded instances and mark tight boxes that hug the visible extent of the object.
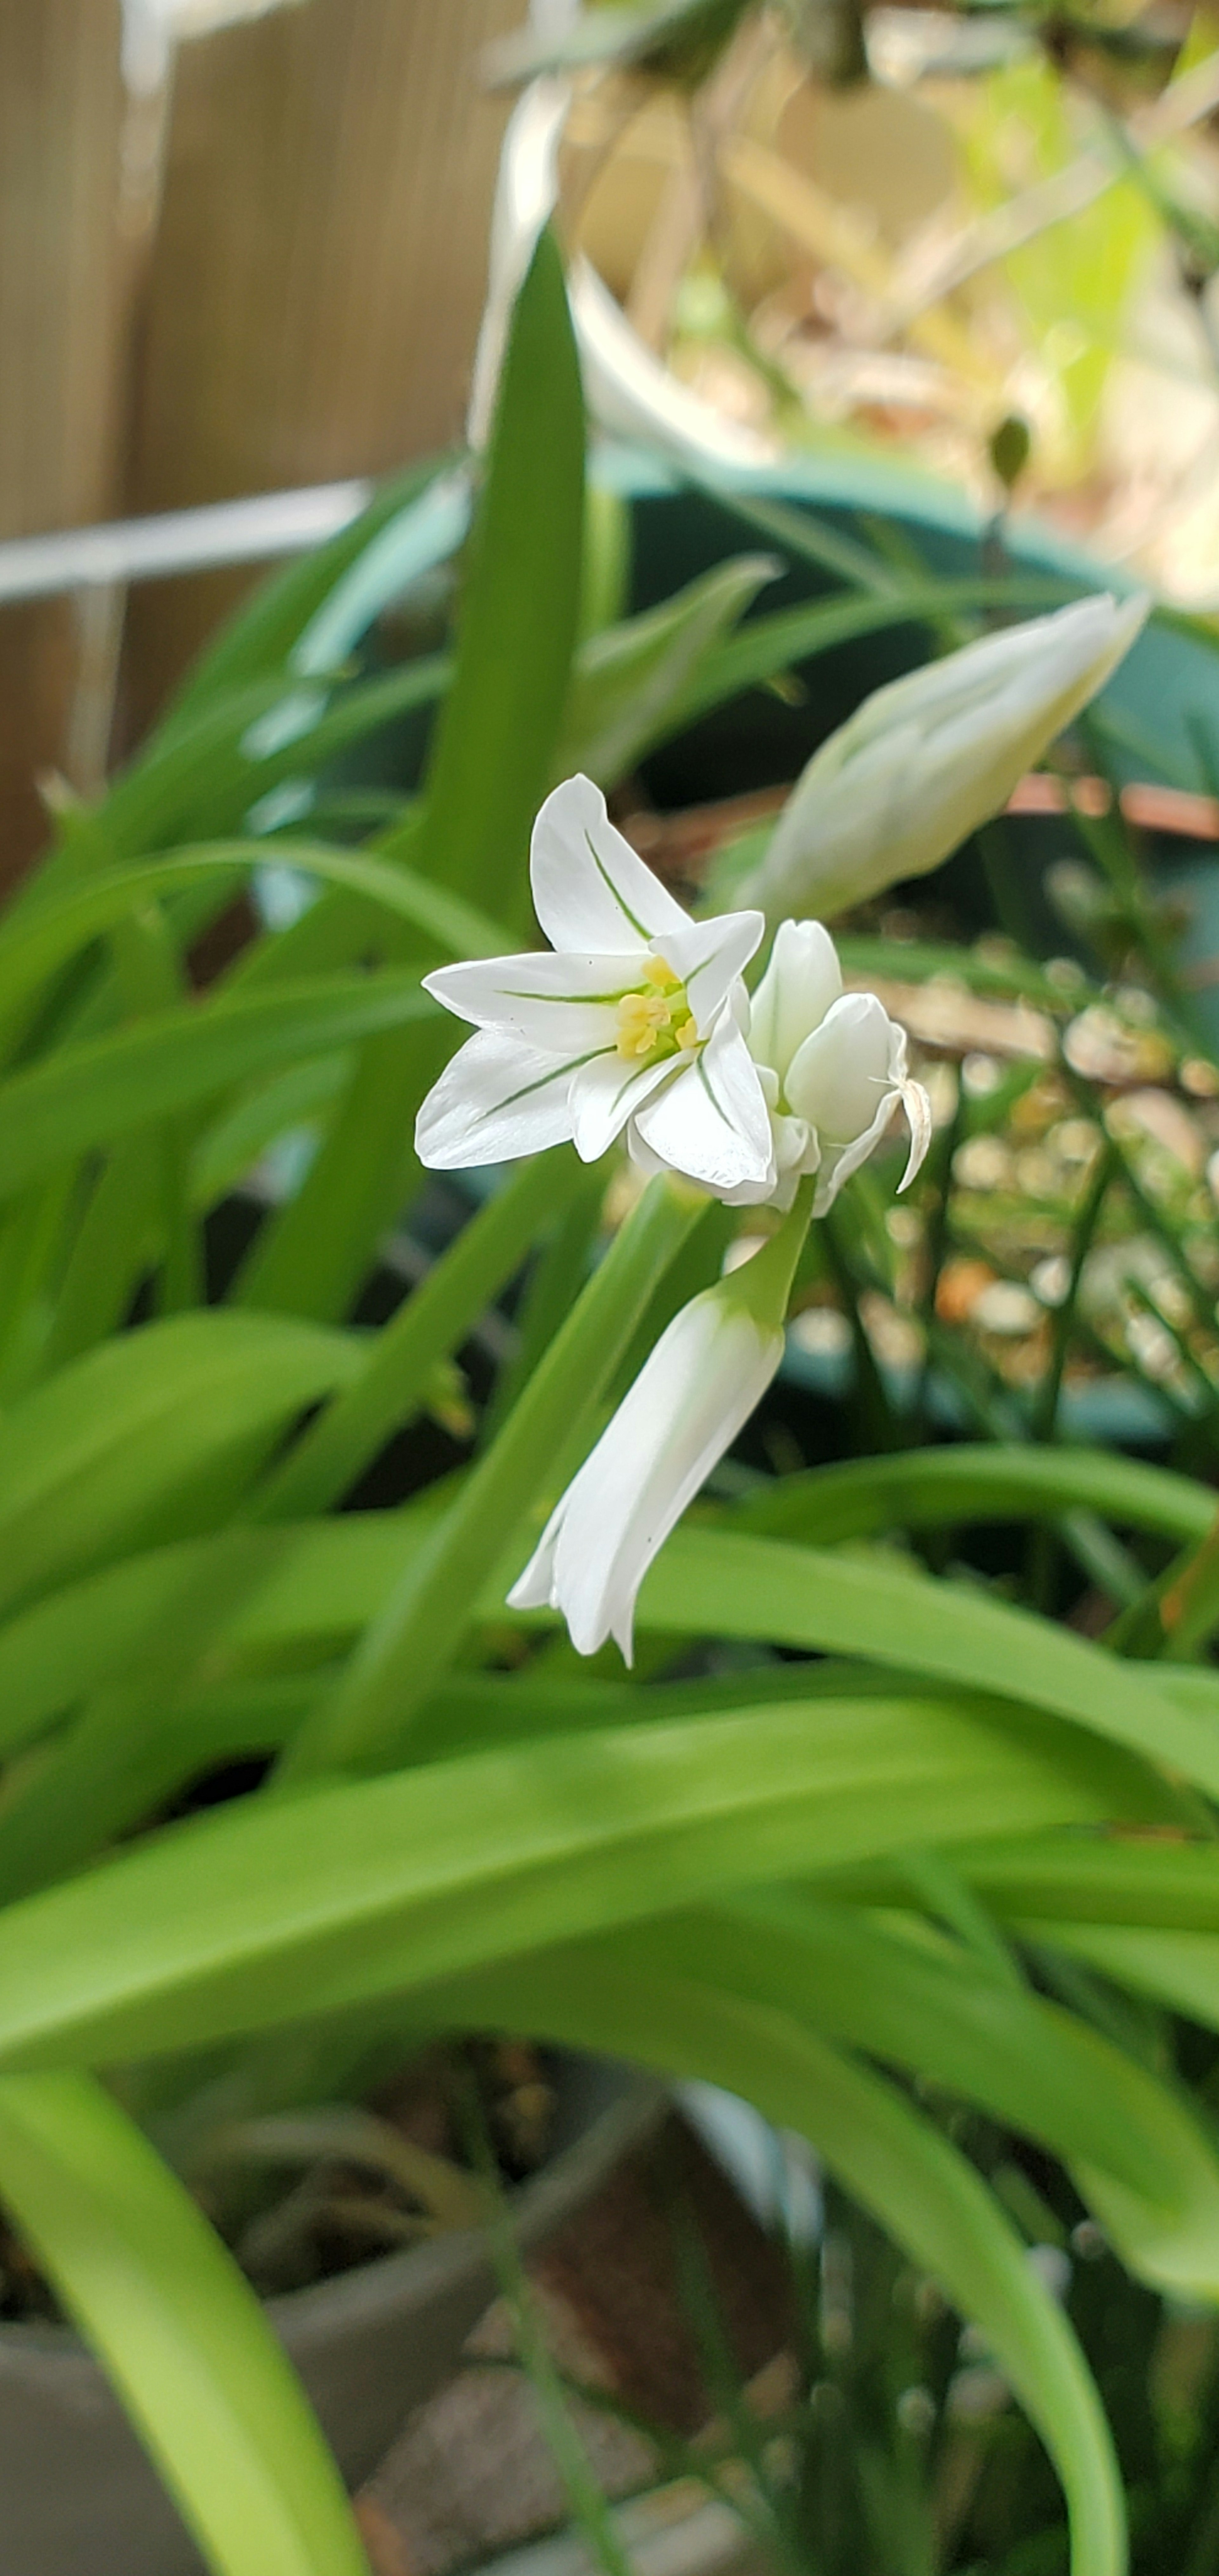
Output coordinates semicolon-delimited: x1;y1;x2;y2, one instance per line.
784;991;895;1143
811;1091;900;1215
898;1075;933;1192
658;910;764;1037
415;1026;587;1166
630;1010;775;1198
530;774;688;953
749;920;843;1085
423;949;635;1052
568;1047;676;1162
509;1289;783;1661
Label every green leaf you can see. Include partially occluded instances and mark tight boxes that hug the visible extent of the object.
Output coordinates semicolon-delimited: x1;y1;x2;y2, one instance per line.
411;226;585;918
681;1891;1219;2302
732;1443;1217;1549
251;1151;575;1523
429;1936;1126;2576
638;1527;1219;1800
0;971;433;1206
0;1310;360;1620
675;573;1079;736
1017;1921;1219;2047
236;225;585;1325
0;841;507;1027
164;456;449;726
0;1689;1170;2073
279;1176;701;1775
234;221;585;1329
188;1056;351;1214
557;554;778;785
97;659;447;867
0;2071;367;2576
0;1530;858;1775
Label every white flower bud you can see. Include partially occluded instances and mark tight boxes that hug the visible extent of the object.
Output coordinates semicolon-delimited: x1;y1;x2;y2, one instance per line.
742;593;1149;922
706;919;932;1214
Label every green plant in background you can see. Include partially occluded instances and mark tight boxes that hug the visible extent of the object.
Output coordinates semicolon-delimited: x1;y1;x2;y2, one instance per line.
3;215;1219;2576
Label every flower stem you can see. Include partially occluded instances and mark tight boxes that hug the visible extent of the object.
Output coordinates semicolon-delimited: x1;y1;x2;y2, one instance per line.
725;1173;817;1328
277;1175;702;1781
246;1150;572;1524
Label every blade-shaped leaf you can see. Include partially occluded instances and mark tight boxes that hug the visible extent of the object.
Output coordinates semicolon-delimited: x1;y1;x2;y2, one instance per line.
676;1891;1219;2301
733;1443;1216;1549
239;226;584;1322
0;1310;359;1619
0;2071;367;2576
0;972;432;1206
0;1690;1172;2073
637;1526;1219;1800
557;554;778;785
426;1939;1125;2576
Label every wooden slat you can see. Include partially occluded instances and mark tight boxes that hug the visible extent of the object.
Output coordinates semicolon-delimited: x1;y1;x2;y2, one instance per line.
0;1;126;883
120;0;520;746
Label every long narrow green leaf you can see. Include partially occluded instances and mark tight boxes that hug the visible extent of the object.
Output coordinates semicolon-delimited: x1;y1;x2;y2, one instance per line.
0;842;506;1026
98;659;447;865
0;1530;867;1773
674;574;1078;732
732;1444;1216;1549
0;1690;1169;2074
238;227;584;1323
427;1940;1125;2576
411;227;584;918
1017;1921;1219;2039
639;1527;1219;1799
676;1892;1219;2301
0;1310;359;1621
165;457;447;726
251;1151;574;1522
0;972;432;1205
556;553;777;784
280;1177;701;1775
0;2071;367;2576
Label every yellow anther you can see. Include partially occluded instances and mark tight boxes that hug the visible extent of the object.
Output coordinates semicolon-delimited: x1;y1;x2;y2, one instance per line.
613;964;698;1065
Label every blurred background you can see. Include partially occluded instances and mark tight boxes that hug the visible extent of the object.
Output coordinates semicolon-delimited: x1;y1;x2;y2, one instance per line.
11;0;1219;889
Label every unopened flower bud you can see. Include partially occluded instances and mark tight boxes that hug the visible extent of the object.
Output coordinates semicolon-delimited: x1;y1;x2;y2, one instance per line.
739;593;1149;923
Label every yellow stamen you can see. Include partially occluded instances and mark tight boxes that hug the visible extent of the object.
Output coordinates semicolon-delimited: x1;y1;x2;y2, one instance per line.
613;955;698;1064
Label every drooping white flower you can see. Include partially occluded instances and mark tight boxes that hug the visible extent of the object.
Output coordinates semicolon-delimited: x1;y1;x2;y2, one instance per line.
632;919;932;1216
416;775;775;1199
509;1273;784;1662
738;593;1149;923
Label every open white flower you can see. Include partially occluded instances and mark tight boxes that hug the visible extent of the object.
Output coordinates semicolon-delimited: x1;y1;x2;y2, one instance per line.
416;774;775;1199
739;593;1149;922
509;1273;784;1662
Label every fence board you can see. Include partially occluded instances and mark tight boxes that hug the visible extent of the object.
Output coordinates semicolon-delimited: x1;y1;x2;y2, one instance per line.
0;1;127;882
120;0;520;747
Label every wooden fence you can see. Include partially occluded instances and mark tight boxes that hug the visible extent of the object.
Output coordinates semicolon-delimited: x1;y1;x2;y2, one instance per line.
0;0;519;887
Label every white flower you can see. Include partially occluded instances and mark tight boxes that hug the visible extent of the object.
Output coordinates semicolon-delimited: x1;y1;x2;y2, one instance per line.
633;919;932;1215
748;921;932;1215
509;1276;783;1662
416;775;775;1199
740;593;1149;922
